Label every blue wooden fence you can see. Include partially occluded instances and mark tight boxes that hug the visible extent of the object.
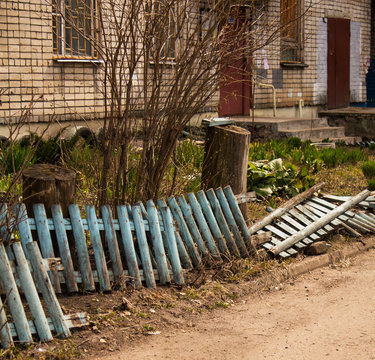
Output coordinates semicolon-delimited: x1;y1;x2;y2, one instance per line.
0;185;252;348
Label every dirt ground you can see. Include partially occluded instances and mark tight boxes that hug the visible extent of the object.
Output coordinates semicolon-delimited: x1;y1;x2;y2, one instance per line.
6;237;374;359
95;244;375;360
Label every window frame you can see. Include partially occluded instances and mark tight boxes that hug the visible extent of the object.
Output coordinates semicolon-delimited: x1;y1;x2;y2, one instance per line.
149;0;178;64
52;0;99;60
280;0;303;64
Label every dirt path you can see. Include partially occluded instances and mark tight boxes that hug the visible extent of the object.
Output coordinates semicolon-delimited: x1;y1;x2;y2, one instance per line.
98;247;375;360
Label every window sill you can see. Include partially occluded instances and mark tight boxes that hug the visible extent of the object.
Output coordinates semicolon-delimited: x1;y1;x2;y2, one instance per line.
280;62;309;69
149;59;176;66
54;58;103;64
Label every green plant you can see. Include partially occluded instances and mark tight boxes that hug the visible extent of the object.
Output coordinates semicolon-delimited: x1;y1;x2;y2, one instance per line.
247;158;314;198
362;160;375;178
367;179;375;190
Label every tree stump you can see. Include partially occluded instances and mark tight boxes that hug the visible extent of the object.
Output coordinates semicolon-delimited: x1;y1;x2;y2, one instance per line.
22;164;77;263
202;125;250;220
23;164;76;218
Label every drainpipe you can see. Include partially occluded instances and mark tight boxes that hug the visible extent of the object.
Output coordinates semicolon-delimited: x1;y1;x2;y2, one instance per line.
258;83;276;117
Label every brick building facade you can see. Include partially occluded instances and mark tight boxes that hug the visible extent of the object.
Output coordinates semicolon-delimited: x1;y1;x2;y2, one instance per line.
0;0;372;130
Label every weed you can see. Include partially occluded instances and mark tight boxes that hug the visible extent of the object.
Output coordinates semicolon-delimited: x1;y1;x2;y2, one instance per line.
137;311;149;318
143;324;156;331
367;179;375;190
362;160;375;178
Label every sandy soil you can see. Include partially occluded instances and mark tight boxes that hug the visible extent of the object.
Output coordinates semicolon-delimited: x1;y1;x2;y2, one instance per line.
98;247;375;360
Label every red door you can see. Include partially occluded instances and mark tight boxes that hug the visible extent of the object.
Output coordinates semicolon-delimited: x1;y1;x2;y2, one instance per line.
327;18;350;109
219;8;251;117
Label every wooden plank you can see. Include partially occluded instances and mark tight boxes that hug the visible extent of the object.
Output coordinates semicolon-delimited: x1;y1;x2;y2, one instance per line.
295;205;334;232
33;204;61;293
223;186;253;249
146;201;170;285
214;188;249;257
159;205;184;285
247;183;326;235
12;243;53;342
0;295;13;348
280;214;320;241
167;197;202;267
14;203;33;258
132;205;156;288
0;243;32;343
177;195;208;257
274;221;312;245
68;204;95;291
51;204;78;293
304;200;350;222
287;208;327;236
270;190;370;255
196;191;230;256
8;312;88;338
186;192;220;258
101;205;124;282
26;241;71;338
205;189;241;258
310;197;355;217
158;199;192;270
116;205;142;289
85;205;111;292
264;225;306;248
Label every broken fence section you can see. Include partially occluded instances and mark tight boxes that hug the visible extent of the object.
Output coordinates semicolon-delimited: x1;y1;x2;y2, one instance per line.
251;189;375;257
0;185;249;348
4;186;251;293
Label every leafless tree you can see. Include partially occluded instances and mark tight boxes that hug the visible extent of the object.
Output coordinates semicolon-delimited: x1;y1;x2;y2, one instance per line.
53;0;309;205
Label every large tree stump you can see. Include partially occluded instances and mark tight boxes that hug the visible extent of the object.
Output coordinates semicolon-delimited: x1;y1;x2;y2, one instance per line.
202;125;250;220
23;164;76;218
22;164;76;263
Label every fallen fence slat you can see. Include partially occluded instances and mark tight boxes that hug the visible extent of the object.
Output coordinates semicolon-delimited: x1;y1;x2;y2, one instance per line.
12;243;53;342
223;186;253;249
186;192;220;259
7;312;88;338
177;195;209;258
146;201;170;285
0;243;32;343
132;206;156;289
33;204;61;293
196;191;230;257
116;205;142;289
205;189;241;258
248;183;326;235
68;204;95;292
167;197;202;267
101;205;124;282
85;205;111;292
26;241;71;338
51;204;78;293
270;190;370;255
0;295;13;348
295;205;334;232
215;188;248;257
159;205;184;285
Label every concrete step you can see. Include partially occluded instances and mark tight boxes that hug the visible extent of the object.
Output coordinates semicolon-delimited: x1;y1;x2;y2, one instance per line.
276;118;328;131
279;126;346;142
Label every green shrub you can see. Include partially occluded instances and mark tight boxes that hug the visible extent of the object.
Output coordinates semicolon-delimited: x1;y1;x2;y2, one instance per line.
362;160;375;178
367;179;375;190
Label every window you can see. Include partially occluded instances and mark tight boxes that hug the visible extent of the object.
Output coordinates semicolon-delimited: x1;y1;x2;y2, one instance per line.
152;0;177;61
52;0;98;58
280;0;302;63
